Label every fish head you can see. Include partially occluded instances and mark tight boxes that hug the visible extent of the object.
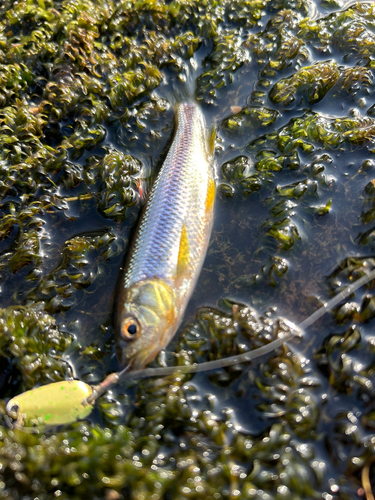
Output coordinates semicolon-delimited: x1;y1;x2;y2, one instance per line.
116;278;178;369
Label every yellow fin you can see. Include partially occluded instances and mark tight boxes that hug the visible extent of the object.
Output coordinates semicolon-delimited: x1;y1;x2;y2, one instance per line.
209;123;216;158
205;178;215;214
176;224;190;280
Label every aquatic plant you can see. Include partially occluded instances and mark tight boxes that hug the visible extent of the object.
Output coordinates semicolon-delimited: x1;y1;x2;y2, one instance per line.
0;0;374;498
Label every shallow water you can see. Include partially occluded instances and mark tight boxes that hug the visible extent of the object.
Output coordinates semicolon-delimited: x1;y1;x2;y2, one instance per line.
0;0;375;498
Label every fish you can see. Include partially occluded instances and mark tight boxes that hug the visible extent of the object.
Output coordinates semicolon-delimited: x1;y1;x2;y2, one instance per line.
116;101;215;369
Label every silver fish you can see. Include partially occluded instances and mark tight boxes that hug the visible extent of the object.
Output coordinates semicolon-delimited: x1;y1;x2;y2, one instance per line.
116;102;215;369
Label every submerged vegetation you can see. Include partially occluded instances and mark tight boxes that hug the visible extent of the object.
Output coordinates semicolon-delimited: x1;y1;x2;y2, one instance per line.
0;0;374;498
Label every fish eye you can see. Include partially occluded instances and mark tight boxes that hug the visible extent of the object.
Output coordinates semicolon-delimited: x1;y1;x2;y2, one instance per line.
121;317;141;340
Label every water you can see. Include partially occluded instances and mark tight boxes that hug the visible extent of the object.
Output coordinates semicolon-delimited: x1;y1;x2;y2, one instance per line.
0;0;375;498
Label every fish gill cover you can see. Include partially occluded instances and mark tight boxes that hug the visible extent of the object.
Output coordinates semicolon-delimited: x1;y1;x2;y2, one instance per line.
0;0;374;499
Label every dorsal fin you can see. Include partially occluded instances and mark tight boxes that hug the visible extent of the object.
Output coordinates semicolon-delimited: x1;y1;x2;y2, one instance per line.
208;123;216;159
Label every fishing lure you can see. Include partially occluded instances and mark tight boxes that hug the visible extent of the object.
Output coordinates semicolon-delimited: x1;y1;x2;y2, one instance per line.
116;101;216;369
6;380;93;428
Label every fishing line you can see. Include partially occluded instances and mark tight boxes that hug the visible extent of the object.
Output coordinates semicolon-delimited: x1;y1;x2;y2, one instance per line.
88;269;375;401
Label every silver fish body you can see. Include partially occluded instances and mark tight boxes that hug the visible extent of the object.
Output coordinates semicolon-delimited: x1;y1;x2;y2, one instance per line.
116;102;215;369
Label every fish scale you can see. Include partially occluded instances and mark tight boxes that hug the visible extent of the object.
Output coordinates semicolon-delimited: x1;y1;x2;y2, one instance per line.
117;102;215;368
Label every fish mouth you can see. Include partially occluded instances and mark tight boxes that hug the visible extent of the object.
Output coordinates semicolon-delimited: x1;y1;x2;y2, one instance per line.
116;337;162;370
128;346;161;370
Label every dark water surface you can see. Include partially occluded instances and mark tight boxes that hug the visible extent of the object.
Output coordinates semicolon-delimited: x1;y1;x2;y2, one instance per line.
0;0;375;498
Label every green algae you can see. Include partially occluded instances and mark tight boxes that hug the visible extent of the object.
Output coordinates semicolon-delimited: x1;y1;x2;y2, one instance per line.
0;0;374;498
269;61;341;106
0;306;72;389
